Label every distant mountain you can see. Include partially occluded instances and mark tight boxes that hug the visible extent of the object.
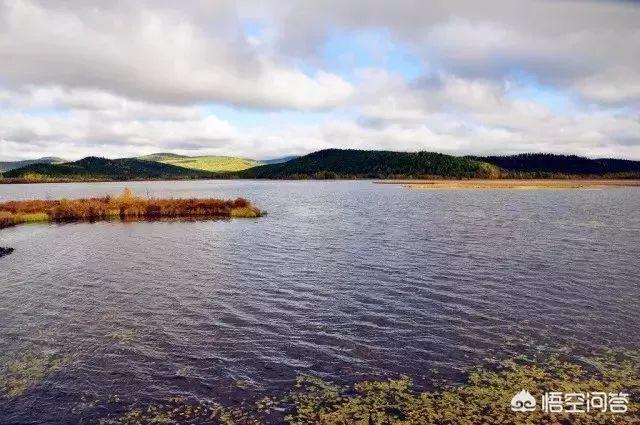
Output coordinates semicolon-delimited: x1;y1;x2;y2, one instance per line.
474;153;640;176
3;150;639;183
260;155;298;165
0;157;66;172
139;153;262;172
3;157;215;181
239;149;499;179
138;153;190;161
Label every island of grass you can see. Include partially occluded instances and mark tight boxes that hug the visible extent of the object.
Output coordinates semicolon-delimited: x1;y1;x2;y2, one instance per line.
0;189;264;257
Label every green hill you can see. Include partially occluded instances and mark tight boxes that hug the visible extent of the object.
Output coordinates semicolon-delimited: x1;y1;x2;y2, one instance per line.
139;153;262;172
3;157;216;182
239;149;500;179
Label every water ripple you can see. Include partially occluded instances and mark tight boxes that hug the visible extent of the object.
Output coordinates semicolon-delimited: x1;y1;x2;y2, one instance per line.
0;181;638;423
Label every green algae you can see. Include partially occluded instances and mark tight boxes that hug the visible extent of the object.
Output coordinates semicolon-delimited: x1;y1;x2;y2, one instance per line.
0;350;66;398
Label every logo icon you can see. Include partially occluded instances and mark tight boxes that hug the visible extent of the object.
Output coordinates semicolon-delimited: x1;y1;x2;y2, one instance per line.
511;389;536;412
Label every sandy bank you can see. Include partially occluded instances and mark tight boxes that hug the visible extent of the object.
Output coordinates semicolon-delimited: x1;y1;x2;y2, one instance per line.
376;179;640;189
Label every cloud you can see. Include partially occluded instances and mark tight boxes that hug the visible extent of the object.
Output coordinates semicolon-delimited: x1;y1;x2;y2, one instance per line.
269;0;640;102
349;70;640;158
0;0;352;109
574;68;640;105
0;0;638;160
2;78;638;161
0;87;239;159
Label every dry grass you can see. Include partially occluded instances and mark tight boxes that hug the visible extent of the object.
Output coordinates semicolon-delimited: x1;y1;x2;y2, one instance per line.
0;188;263;229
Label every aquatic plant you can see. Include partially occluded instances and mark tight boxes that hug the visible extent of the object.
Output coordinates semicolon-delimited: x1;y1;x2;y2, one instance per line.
108;329;136;345
285;351;639;424
0;351;66;398
99;396;266;425
100;350;639;424
0;188;264;229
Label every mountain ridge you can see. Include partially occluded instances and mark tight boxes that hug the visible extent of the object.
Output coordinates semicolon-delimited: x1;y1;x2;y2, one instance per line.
2;157;215;182
2;149;640;182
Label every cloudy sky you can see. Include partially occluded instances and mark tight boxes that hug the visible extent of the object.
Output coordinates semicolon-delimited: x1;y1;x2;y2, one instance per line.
1;0;639;161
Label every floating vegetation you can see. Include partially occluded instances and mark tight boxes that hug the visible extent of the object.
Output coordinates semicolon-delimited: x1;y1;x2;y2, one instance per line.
98;396;267;425
100;350;639;424
108;329;136;345
0;246;14;258
0;350;66;398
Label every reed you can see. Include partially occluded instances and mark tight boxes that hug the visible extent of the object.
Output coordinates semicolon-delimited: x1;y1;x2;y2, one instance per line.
0;188;263;229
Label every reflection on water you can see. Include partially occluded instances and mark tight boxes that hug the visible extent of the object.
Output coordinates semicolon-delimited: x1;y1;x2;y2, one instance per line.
0;180;639;423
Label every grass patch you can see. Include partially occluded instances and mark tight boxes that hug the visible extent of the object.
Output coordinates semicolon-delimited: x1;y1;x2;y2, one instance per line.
157;156;262;172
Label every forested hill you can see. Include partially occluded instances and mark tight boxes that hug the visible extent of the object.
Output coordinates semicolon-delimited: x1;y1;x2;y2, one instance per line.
239;149;499;179
3;150;640;182
474;153;640;176
239;150;640;179
2;157;215;181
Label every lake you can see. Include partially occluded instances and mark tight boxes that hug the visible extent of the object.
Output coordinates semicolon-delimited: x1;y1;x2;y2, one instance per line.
0;180;639;423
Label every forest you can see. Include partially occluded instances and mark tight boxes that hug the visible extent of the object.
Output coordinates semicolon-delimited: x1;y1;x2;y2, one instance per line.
238;149;501;179
473;153;640;177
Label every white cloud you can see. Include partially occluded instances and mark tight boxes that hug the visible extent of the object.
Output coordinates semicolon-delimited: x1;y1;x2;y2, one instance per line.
0;0;639;160
0;88;240;159
575;68;640;105
0;0;352;109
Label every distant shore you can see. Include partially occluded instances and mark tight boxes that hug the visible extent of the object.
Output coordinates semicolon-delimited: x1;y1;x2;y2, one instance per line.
4;177;640;185
377;179;640;189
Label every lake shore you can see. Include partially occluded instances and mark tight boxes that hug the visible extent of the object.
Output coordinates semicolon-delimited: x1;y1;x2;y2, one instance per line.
377;179;640;189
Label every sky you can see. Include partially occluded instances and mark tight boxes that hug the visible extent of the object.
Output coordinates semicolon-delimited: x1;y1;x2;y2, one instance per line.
0;0;639;161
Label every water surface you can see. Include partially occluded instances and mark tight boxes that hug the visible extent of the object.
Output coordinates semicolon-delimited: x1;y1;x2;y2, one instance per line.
1;180;639;423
